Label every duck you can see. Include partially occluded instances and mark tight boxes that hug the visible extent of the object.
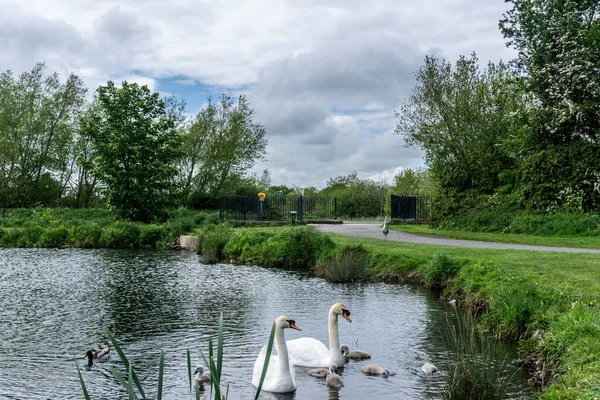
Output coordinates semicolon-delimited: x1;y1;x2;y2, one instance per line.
340;344;371;360
421;362;438;374
325;364;343;388
194;365;212;383
361;363;389;377
83;347;110;367
285;303;352;368
252;316;302;393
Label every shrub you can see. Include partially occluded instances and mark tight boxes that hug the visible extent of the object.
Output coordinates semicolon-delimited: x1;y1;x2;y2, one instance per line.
37;226;69;247
70;224;103;247
139;224;165;248
261;227;335;269
422;253;463;287
314;244;370;282
201;224;233;264
99;221;142;248
224;229;275;262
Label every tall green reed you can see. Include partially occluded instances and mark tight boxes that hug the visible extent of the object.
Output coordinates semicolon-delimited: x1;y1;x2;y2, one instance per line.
78;311;276;400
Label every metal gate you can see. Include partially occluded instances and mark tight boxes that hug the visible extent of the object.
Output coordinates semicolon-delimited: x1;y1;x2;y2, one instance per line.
219;195;337;221
390;194;430;221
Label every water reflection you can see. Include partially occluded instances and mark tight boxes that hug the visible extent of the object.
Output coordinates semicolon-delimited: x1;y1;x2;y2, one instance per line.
0;248;532;399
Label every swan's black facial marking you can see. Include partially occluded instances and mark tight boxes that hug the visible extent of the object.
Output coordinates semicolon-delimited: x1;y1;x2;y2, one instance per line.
286;319;302;330
342;309;350;317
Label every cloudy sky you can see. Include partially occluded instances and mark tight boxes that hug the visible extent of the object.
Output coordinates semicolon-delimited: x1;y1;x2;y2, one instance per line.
1;0;516;189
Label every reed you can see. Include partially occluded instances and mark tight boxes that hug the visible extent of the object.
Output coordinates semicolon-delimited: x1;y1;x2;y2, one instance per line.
78;311;275;399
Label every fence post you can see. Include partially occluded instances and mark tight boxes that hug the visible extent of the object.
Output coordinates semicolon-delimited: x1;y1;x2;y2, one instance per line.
299;196;303;220
334;198;337;220
219;196;223;220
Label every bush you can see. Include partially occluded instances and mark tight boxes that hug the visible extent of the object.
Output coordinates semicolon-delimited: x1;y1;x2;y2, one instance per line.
422;253;463;287
139;224;165;248
188;191;219;209
70;224;103;247
261;227;335;269
314;245;370;282
200;224;233;264
37;226;69;247
99;221;142;248
224;229;275;262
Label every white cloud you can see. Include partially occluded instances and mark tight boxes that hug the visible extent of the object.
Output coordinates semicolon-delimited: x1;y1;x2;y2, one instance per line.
0;0;516;188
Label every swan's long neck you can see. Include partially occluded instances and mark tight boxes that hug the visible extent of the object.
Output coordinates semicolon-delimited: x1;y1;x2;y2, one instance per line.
275;327;292;378
328;310;344;366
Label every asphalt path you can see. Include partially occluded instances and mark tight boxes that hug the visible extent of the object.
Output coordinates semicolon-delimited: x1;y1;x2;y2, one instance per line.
311;222;600;254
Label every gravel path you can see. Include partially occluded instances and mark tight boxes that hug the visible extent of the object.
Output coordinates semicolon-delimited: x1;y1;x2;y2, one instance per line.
311;222;600;254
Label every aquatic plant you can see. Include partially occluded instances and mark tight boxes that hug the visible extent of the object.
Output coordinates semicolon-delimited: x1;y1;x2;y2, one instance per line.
77;311;275;400
440;312;517;400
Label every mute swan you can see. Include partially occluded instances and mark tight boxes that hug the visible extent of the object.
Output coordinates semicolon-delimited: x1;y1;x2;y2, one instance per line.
84;348;110;367
194;365;212;383
421;362;438;374
361;363;389;377
340;344;371;360
252;316;302;393
286;302;351;367
326;364;343;388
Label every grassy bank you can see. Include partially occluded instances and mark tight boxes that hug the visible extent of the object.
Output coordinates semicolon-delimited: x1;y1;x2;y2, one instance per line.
390;223;600;250
0;207;220;248
194;225;600;399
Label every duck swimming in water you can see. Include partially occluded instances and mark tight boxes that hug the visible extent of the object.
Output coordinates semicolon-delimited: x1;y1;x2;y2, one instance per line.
84;348;110;367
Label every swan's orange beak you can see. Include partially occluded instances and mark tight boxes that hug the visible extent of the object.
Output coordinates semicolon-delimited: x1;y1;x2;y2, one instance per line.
342;310;352;323
290;322;302;331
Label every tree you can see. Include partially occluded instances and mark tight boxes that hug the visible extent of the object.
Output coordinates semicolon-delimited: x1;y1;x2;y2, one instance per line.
0;63;86;207
81;81;182;222
500;0;600;210
394;54;524;220
178;95;267;197
321;172;388;218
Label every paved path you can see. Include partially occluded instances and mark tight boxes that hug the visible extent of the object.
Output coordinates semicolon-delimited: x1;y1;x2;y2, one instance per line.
311;222;600;254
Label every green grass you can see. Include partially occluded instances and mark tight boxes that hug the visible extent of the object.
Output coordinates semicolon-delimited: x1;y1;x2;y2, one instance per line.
390;224;600;249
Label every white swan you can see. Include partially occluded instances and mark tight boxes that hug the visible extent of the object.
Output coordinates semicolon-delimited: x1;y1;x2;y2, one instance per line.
285;303;352;368
252;316;302;393
421;362;438;374
326;364;343;388
340;344;371;360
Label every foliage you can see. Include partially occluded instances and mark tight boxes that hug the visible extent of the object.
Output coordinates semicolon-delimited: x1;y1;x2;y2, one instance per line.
81;81;182;222
0;63;86;208
395;53;524;222
440;313;513;400
260;226;335;268
199;223;234;264
422;253;464;287
320;171;388;218
177;94;267;199
499;0;600;211
313;244;370;282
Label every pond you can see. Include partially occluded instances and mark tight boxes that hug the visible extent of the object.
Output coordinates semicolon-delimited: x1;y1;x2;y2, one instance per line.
0;248;532;399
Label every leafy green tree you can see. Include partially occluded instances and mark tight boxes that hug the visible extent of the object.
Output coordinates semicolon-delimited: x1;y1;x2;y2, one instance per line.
0;63;86;207
390;168;433;195
177;94;267;198
81;81;182;222
395;54;524;220
321;171;388;218
500;0;600;211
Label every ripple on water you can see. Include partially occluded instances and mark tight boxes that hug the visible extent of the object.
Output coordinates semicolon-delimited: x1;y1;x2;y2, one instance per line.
0;248;531;399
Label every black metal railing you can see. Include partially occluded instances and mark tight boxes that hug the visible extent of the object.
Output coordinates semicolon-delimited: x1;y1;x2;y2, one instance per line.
390;194;431;221
219;195;337;221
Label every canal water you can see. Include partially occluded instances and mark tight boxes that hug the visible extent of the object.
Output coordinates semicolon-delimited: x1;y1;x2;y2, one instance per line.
0;248;531;399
